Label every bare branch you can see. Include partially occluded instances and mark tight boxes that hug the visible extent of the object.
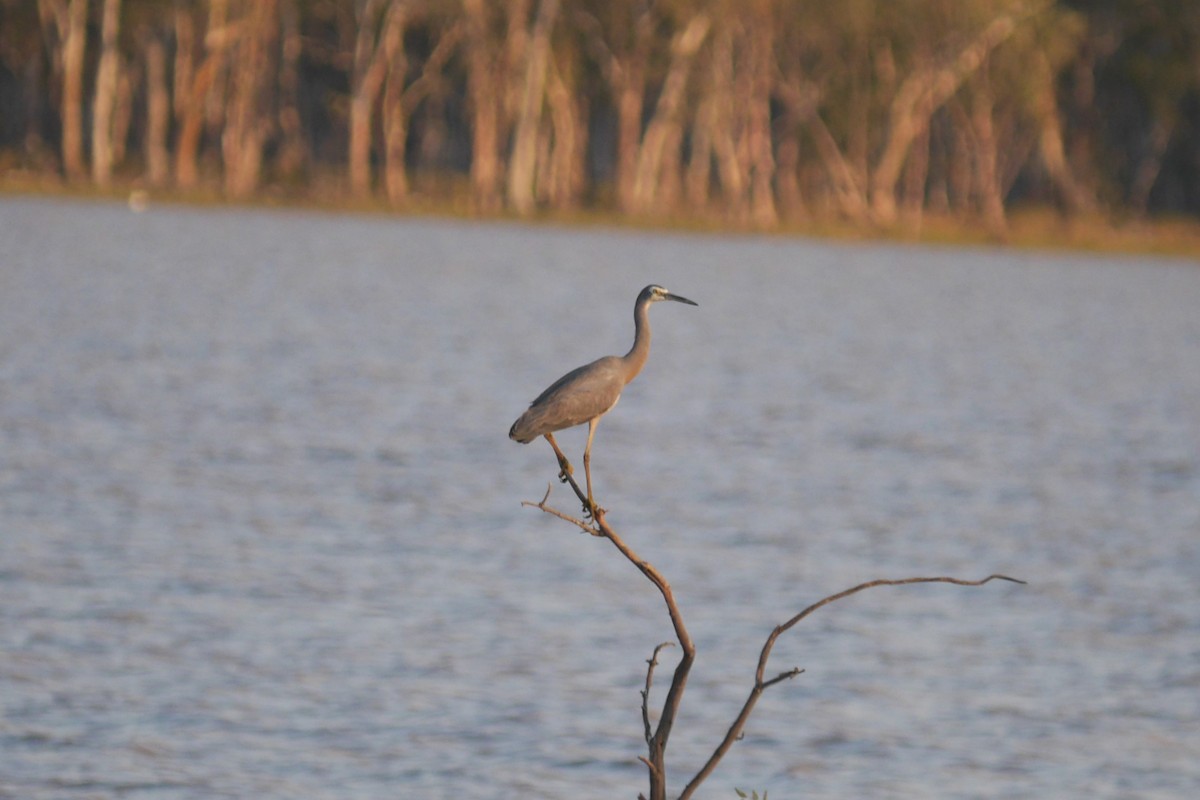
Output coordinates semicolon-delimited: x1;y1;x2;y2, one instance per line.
768;575;1026;657
591;511;695;781
642;641;676;743
520;453;695;800
679;574;1024;800
761;667;804;690
522;444;1024;800
521;487;602;536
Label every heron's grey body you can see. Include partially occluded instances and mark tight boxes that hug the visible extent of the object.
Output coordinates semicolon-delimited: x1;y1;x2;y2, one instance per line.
508;356;626;444
510;285;697;515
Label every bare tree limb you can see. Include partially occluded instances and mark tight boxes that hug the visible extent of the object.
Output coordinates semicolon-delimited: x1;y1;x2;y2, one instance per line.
523;484;694;800
524;461;1024;800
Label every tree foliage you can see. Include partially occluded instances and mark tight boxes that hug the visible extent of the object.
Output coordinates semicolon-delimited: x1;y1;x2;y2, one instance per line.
1;0;1196;228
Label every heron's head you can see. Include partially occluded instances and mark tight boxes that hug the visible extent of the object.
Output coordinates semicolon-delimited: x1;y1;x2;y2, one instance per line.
641;284;699;307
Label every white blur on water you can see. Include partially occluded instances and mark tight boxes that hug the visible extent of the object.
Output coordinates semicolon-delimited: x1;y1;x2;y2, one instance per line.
1;197;1198;800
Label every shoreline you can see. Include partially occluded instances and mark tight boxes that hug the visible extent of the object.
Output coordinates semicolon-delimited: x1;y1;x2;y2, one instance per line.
4;172;1199;261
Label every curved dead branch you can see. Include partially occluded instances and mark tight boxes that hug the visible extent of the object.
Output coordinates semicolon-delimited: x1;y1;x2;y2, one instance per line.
523;478;1024;800
677;573;1025;799
525;484;693;800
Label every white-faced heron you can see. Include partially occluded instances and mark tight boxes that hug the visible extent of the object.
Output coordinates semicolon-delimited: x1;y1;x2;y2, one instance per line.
510;284;698;516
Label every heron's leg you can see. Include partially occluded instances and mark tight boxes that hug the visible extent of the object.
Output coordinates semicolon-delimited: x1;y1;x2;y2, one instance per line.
582;417;601;518
544;432;573;481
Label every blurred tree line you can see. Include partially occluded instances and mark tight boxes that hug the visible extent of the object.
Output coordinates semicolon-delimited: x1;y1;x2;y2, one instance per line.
2;0;1197;233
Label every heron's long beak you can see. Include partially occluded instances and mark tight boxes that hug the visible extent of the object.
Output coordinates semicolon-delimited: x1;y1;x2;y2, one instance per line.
665;292;698;306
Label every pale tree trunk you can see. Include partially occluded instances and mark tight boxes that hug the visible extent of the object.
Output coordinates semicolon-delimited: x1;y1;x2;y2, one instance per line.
869;11;1025;226
847;51;871;191
39;0;90;180
222;0;278;198
175;58;219;189
173;8;204;189
507;0;560;215
110;61;135;168
204;0;231;145
629;11;711;214
91;0;122;187
614;55;648;210
608;5;653;212
968;78;1008;239
899;50;935;229
381;95;409;206
349;0;399;197
63;0;88;181
460;0;529;212
538;51;585;209
381;9;410;207
699;9;776;227
462;0;503;212
173;6;194;121
383;19;463;207
708;25;744;217
175;2;233;188
143;27;170;186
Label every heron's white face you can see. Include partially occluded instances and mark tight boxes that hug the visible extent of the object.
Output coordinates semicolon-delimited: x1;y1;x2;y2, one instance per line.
649;286;670;301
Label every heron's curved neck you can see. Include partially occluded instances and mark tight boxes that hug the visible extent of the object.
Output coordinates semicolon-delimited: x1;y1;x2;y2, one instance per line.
621;299;652;383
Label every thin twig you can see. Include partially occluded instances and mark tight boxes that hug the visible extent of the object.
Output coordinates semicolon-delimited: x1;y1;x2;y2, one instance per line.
642;641;676;744
521;485;603;536
761;667;804;689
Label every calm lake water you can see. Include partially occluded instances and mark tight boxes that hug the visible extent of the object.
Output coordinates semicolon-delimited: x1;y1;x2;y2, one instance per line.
1;196;1198;799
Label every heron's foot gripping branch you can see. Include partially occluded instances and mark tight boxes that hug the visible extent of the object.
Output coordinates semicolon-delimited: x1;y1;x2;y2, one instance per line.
584;498;606;521
528;449;609;528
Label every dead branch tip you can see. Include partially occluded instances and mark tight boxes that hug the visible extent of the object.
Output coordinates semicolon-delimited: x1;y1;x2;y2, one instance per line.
761;667;804;689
